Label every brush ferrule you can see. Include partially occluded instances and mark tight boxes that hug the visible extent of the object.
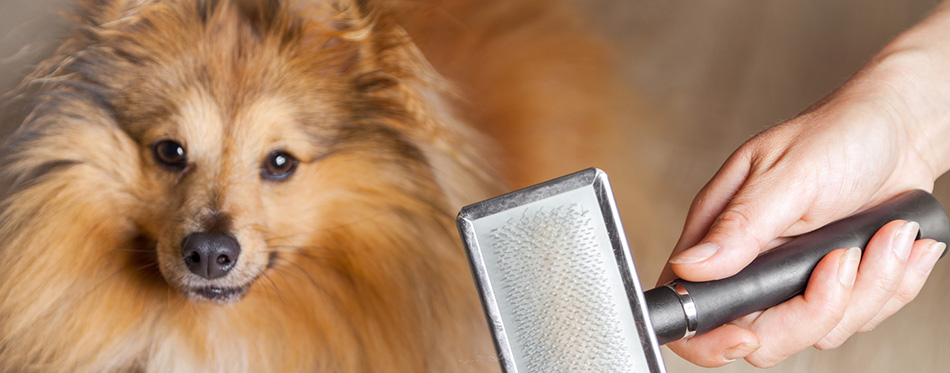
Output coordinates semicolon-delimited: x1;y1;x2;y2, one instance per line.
665;281;698;339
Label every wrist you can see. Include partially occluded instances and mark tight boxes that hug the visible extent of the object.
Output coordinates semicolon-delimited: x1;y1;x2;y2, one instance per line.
864;50;950;180
867;4;950;179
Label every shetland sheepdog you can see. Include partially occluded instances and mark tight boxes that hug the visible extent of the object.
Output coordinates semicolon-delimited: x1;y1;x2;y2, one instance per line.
0;0;629;370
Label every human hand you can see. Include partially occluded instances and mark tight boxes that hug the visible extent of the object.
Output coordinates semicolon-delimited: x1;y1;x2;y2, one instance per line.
660;3;950;367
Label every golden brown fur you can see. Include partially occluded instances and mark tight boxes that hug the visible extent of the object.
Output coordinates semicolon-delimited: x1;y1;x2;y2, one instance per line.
0;0;631;371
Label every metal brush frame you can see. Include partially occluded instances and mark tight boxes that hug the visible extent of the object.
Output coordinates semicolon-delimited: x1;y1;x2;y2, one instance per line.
457;168;666;373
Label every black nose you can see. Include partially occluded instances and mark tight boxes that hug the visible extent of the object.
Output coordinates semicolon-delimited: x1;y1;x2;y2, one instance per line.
181;232;241;279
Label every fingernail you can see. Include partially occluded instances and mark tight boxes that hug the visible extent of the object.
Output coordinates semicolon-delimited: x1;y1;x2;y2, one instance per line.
916;242;946;275
669;242;719;264
722;342;761;362
893;221;919;261
838;247;861;287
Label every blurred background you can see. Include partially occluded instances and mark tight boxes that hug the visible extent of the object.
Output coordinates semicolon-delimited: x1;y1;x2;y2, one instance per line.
573;1;949;371
1;0;946;371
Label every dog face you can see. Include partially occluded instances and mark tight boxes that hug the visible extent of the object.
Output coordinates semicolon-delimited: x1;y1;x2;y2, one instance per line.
96;0;428;304
0;0;501;369
134;89;322;303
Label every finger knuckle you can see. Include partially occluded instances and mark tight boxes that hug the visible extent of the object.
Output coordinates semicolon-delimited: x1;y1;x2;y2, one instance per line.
892;285;920;305
871;275;900;295
813;299;847;323
715;207;760;246
814;336;846;351
717;207;752;230
746;353;782;369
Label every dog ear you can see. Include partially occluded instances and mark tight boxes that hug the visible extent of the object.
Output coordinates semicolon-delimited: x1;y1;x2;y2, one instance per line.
266;0;371;75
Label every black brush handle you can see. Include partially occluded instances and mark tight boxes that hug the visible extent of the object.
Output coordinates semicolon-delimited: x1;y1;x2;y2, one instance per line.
645;190;950;345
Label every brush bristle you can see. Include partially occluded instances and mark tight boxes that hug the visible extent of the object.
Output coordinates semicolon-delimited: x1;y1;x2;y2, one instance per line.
488;203;635;371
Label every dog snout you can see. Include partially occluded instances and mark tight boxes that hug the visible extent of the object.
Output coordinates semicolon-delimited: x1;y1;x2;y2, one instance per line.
181;232;241;279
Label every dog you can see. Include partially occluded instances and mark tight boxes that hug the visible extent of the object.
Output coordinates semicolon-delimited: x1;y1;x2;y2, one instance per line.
0;0;631;370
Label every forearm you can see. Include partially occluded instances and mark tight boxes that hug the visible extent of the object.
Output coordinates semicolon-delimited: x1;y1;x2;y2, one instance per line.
862;1;950;179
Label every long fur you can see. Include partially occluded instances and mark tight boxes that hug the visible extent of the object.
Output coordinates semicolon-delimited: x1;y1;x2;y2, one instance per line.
0;0;628;371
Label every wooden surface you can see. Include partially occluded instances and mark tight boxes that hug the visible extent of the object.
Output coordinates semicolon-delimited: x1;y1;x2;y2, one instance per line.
2;0;948;371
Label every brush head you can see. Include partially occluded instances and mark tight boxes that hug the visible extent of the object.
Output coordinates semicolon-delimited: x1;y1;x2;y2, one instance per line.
458;168;665;373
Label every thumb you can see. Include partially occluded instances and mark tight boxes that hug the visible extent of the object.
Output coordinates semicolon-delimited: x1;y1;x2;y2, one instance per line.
669;176;811;282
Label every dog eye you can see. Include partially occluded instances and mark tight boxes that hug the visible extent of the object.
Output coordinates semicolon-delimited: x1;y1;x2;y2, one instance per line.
261;150;298;181
152;140;188;171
